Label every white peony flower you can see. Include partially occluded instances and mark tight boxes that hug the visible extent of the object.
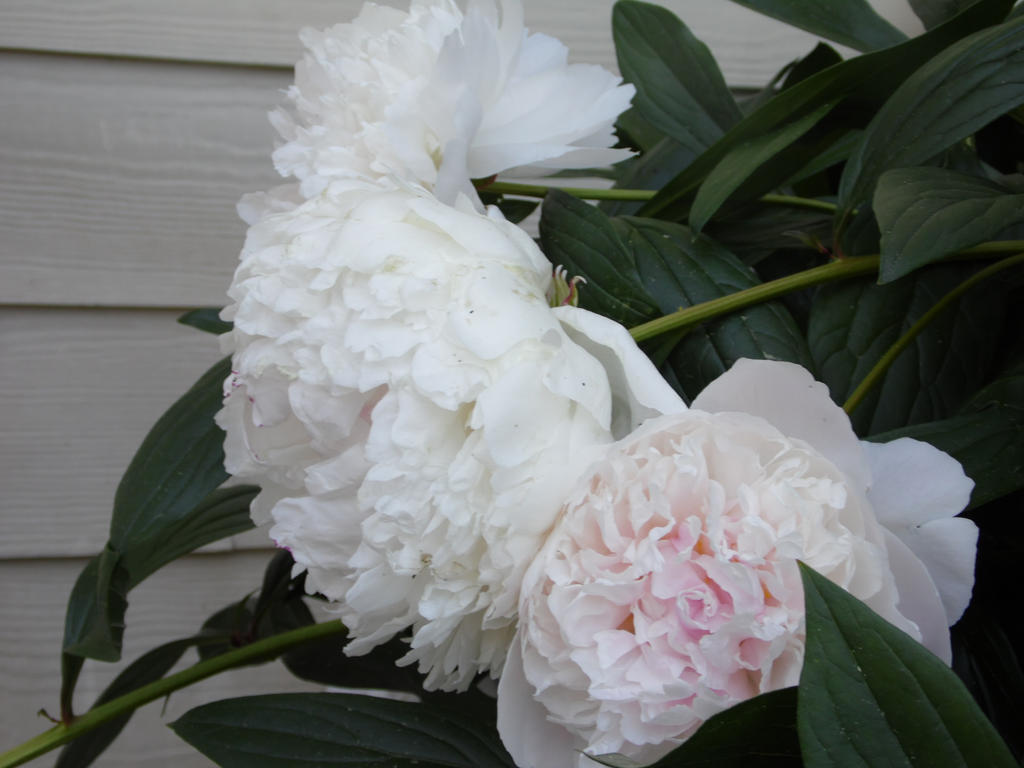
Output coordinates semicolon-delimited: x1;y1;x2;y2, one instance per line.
216;178;683;691
270;0;636;204
497;359;977;768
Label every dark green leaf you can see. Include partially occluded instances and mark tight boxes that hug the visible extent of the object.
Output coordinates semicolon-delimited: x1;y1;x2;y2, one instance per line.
690;101;836;232
910;0;976;29
648;688;800;767
284;633;419;692
781;44;844;89
728;0;906;51
56;637;203;768
177;308;231;335
110;357;230;557
121;485;257;588
614;217;814;401
787;130;863;186
613;1;741;154
61;359;239;672
642;0;1012;220
838;12;1024;220
494;198;538;225
199;551;314;663
875;167;1024;282
171;693;516;768
197;597;256;662
615;107;668;153
703;204;833;265
539;190;660;326
796;563;1016;768
602;137;697;217
807;264;1008;434
62;546;129;662
951;489;1024;758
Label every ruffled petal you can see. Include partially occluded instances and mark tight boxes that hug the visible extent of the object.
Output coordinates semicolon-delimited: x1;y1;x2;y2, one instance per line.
691;359;870;491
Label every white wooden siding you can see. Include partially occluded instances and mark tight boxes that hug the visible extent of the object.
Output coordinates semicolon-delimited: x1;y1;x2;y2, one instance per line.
0;1;920;765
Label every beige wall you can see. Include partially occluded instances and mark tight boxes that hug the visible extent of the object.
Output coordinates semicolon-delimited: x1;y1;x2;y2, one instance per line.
0;1;917;765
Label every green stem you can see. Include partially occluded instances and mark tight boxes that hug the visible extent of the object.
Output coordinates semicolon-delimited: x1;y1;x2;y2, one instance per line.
629;256;880;343
482;181;838;213
759;193;838;214
842;252;1024;415
484;181;655;201
0;620;347;768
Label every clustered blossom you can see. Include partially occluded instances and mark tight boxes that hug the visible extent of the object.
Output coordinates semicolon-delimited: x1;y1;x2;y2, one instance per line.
271;0;635;203
217;0;982;762
218;178;681;689
496;361;977;767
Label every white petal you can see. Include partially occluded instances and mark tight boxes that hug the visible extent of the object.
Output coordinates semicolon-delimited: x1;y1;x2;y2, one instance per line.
554;306;686;438
497;635;580;768
882;530;952;664
865;438;977;623
691;359;870;490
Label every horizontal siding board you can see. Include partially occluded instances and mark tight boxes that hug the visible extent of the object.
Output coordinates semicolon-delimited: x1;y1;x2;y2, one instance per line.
0;52;286;307
0;0;910;85
0;552;326;767
0;307;277;558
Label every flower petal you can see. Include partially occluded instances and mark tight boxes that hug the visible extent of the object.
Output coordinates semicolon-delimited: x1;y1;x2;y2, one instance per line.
691;359;870;490
864;438;977;624
497;635;580;768
554;306;686;437
882;530;952;664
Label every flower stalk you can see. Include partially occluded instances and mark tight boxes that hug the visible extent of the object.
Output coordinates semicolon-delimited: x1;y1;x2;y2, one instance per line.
480;180;840;213
629;242;1024;344
843;252;1024;415
0;620;347;768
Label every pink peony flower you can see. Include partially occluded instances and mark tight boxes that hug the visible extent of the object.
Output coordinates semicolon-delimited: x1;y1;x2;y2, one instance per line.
497;359;977;768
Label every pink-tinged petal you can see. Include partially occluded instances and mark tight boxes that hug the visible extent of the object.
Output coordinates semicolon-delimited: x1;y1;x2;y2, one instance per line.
691;359;870;490
554;306;686;437
497;636;580;768
864;438;977;623
882;530;952;664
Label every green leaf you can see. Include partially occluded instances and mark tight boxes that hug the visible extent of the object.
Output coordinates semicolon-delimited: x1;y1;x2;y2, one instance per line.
61;359;239;678
728;0;906;51
56;636;204;768
541;193;813;401
648;688;800;767
110;357;231;552
796;563;1016;768
615;217;815;401
121;485;257;588
199;550;314;663
690;101;837;232
539;190;660;326
602;137;697;217
910;0;976;29
838;12;1024;221
615;107;668;153
875;167;1024;282
807;264;1008;434
613;1;741;154
642;0;1012;221
703;204;833;266
177;308;231;335
171;693;516;768
62;545;129;662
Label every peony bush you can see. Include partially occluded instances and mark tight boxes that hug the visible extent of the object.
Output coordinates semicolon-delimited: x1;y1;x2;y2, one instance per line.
3;1;1021;767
